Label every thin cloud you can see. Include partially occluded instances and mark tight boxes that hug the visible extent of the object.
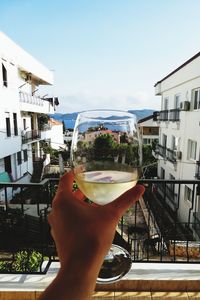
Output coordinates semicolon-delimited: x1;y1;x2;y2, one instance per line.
57;92;159;113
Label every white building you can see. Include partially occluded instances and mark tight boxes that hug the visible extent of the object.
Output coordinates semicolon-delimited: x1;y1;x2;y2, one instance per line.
41;118;65;150
0;32;60;185
138;114;159;146
154;51;200;224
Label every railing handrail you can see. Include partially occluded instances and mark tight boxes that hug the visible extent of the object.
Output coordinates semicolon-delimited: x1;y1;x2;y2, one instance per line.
0;178;200;187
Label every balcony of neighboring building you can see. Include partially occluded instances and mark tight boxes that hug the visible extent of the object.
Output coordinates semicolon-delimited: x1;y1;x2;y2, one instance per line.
1;179;200;298
21;129;41;144
159;110;169;121
166;148;182;164
156;108;180;122
154;145;182;165
155;144;167;159
169;108;180;122
19;91;58;114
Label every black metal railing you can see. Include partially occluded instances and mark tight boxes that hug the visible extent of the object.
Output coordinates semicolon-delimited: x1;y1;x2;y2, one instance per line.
156;144;167;158
159;110;169;121
0;178;200;274
166;148;176;163
169;109;180;122
156;108;180;122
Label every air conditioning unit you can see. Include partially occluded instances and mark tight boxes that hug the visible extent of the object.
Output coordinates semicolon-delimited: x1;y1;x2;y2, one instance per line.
174;150;182;160
180;101;190;111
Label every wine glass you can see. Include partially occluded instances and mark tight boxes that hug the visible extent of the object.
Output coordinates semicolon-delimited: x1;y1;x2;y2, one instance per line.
71;109;142;283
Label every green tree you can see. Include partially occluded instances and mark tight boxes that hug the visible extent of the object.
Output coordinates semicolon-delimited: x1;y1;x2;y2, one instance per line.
93;134;116;160
38;114;49;130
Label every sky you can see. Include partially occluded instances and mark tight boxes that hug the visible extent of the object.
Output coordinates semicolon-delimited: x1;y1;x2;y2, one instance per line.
1;0;200;113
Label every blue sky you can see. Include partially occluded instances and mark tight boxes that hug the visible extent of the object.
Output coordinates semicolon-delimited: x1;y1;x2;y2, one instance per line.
1;0;200;113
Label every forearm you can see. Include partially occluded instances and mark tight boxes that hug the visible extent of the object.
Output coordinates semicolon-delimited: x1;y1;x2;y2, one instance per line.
38;268;97;300
38;242;108;300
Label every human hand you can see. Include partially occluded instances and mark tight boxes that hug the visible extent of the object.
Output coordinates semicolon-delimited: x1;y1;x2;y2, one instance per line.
48;171;145;269
40;171;145;300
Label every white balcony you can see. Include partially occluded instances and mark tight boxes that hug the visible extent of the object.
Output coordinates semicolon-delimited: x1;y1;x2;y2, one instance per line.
19;91;55;114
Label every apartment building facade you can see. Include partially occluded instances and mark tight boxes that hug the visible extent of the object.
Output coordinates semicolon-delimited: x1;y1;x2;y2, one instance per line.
0;32;60;186
154;52;200;226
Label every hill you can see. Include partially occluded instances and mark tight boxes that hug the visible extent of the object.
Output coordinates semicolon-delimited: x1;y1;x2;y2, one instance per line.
49;109;155;129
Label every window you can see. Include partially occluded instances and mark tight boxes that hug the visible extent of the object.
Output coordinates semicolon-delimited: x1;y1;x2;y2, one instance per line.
160;167;165;179
23;150;28;162
23;118;27;130
13;113;18;136
5;114;11;137
185;185;193;203
187;139;197;160
193;88;200;110
17;151;22;165
2;63;7;87
171;136;179;150
163;97;169;110
171;136;176;150
174;94;180;109
168;174;175;192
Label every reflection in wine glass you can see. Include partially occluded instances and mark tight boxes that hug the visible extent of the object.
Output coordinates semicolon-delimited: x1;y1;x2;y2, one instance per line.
71;110;142;283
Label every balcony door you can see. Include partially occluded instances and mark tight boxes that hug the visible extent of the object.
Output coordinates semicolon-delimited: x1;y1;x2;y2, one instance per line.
4;155;12;175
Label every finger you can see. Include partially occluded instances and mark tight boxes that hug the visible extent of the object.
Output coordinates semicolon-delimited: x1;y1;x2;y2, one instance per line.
107;184;145;217
58;171;74;193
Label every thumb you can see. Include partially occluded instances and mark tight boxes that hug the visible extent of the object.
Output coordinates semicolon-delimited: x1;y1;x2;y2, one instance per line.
106;184;145;217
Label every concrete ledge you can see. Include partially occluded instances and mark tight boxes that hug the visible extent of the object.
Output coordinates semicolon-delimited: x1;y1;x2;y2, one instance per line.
0;262;200;292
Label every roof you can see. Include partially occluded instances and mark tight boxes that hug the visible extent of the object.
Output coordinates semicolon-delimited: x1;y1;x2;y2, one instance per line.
49;118;62;125
138;114;154;123
154;51;200;87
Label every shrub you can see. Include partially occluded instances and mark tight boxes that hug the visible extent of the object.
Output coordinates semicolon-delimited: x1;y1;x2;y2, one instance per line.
0;250;42;273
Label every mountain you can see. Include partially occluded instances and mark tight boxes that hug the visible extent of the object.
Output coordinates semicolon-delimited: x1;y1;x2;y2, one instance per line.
49;109;155;129
128;109;155;120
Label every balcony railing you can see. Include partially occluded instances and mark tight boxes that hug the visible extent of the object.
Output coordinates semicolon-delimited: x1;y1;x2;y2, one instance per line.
159;110;169;121
19;91;44;106
0;178;200;275
22;130;41;143
169;108;180;122
156;144;167;158
156;108;180;122
166;148;178;163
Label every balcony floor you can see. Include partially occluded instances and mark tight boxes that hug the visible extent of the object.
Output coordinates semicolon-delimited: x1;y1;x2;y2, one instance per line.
0;262;200;299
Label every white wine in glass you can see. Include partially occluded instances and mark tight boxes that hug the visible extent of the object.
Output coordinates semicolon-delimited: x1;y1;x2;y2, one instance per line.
71;110;142;283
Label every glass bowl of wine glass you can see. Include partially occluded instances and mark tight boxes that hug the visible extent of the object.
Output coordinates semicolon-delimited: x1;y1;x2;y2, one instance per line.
71;109;142;283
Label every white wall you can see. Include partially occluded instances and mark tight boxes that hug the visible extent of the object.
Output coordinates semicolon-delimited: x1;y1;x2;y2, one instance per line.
156;54;200;224
0;32;56;183
0;32;53;85
50;124;64;150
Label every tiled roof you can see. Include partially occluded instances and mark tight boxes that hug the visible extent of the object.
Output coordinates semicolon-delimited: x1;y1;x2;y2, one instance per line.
49;118;62;125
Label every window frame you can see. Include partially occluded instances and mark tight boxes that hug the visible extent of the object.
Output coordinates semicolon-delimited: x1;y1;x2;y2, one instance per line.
23;149;28;162
185;185;193;204
5;116;11;137
13;113;18;136
187;139;197;161
17;151;22;165
193;88;200;110
2;63;8;87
